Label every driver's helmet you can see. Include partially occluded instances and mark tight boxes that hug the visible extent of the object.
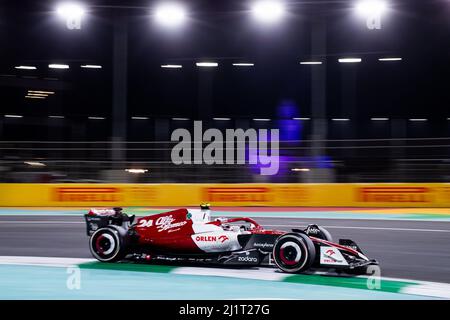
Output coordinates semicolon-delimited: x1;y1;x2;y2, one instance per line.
200;203;211;222
112;207;123;217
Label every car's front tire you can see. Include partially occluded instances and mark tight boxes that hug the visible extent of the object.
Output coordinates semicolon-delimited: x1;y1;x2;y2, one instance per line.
273;233;316;273
89;227;127;262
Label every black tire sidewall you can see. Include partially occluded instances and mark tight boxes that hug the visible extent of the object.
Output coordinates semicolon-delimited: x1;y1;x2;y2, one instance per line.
89;228;123;262
273;233;315;273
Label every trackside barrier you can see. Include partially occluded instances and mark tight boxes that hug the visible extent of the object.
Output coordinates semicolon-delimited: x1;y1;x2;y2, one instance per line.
0;183;449;207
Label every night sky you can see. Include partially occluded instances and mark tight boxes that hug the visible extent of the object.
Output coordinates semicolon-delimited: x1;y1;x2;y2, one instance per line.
0;0;449;141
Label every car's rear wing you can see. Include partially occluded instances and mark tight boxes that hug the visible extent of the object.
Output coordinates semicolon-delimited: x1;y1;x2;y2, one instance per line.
84;213;113;236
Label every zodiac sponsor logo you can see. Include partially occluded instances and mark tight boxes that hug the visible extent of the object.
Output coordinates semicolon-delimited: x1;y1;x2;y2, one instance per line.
238;256;258;263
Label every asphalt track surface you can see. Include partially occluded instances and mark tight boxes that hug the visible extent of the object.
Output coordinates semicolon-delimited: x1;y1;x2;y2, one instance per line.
0;215;449;283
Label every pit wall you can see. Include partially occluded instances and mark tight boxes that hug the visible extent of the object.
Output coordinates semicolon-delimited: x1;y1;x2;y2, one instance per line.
0;183;449;207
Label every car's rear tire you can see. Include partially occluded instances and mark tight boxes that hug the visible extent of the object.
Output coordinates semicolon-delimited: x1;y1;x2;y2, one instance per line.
89;227;127;262
273;233;316;273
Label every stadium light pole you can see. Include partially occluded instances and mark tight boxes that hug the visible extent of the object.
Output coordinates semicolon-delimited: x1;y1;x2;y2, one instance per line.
110;8;129;172
308;12;329;183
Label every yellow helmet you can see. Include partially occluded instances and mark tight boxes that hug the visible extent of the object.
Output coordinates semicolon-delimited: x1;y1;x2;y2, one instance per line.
200;203;210;210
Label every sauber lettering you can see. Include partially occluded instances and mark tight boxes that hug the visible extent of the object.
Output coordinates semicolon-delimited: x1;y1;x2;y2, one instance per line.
54;187;121;202
204;187;270;202
358;187;432;203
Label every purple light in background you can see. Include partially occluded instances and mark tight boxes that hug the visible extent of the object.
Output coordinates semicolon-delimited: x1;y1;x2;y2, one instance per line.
247;130;282;176
276;100;302;141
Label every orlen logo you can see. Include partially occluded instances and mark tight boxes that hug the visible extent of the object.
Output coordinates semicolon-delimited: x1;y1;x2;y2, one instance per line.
323;248;343;263
54;187;121;202
195;235;229;243
218;235;229;243
358;187;432;203
205;187;270;203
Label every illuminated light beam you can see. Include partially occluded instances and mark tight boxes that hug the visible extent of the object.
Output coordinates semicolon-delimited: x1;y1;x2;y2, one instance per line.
232;63;254;67
154;3;187;28
378;57;402;62
338;58;361;63
300;61;322;65
28;90;55;94
80;64;102;69
196;62;218;67
356;0;387;17
125;169;148;174
251;0;285;24
293;117;311;120
24;161;46;167
213;117;231;121
355;0;388;30
49;115;65;119
88;116;105;120
56;3;85;18
4;114;23;118
253;118;271;121
332;118;350;121
131;116;149;120
56;2;85;30
172;117;190;121
291;168;310;172
161;64;183;69
27;93;48;97
371;117;389;121
409;118;428;122
15;66;37;70
49;64;69;69
25;95;46;99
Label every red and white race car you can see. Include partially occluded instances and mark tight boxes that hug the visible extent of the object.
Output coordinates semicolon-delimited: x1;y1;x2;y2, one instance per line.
84;205;378;274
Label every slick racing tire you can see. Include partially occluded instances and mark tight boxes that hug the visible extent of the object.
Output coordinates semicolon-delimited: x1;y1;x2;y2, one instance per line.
273;233;316;273
89;227;127;262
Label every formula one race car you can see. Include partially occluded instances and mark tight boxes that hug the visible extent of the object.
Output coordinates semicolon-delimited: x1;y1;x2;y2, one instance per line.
84;205;378;274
